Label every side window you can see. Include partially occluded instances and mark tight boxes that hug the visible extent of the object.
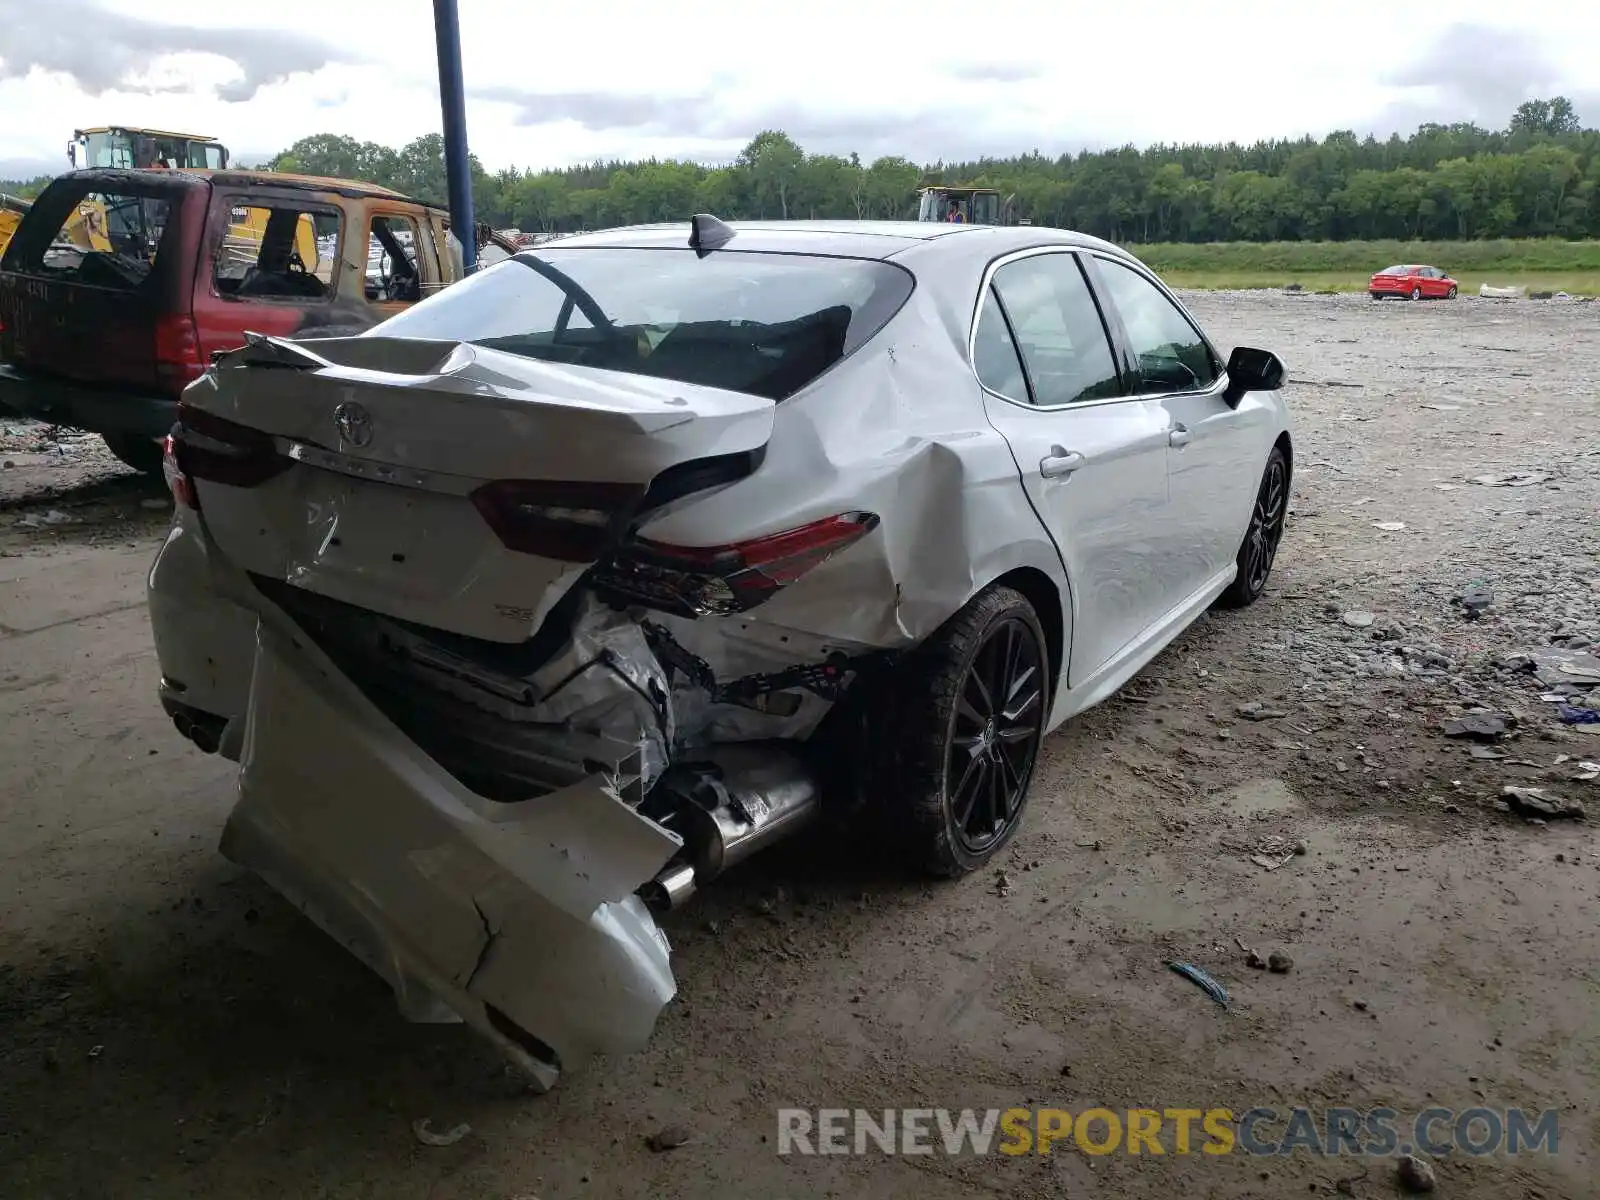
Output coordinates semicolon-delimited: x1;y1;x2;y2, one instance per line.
215;203;340;302
989;253;1121;406
26;191;169;291
972;286;1027;400
369;214;422;303
1094;258;1219;394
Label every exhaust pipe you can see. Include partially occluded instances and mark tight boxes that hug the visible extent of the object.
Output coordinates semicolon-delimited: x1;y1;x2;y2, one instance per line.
638;744;821;913
678;744;821;880
639;862;697;913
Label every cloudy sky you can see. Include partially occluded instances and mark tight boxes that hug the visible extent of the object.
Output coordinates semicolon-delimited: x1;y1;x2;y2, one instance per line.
0;0;1595;178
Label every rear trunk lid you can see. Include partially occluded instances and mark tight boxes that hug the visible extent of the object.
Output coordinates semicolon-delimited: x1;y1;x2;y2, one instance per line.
178;334;774;642
0;170;207;393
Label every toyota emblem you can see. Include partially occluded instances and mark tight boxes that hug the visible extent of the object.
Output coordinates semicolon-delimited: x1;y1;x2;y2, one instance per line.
333;401;374;448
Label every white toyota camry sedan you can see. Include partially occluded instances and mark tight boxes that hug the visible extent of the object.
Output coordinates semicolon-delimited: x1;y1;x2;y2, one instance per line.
148;216;1291;1086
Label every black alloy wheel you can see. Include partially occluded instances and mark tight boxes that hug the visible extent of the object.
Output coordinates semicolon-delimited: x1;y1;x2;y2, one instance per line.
947;614;1045;855
1218;445;1289;608
881;585;1050;876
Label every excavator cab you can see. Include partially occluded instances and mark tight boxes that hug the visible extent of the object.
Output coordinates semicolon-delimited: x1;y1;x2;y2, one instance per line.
917;186;1007;225
69;127;229;172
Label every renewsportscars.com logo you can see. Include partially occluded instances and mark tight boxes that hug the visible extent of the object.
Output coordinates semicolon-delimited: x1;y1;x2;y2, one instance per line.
776;1106;1561;1158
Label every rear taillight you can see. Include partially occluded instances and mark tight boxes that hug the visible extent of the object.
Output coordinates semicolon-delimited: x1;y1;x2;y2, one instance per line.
470;479;646;561
172;403;290;489
154;314;203;388
596;511;881;617
162;434;198;509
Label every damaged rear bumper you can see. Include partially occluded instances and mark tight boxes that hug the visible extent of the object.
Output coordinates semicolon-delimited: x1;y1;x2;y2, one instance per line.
228;616;682;1088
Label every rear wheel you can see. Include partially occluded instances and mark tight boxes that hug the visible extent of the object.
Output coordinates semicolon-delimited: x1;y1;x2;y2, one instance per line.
101;432;164;476
1217;445;1289;609
1410;286;1422;301
881;585;1048;877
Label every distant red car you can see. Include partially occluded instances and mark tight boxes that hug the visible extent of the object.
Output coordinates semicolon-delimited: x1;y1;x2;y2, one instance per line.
1369;264;1457;301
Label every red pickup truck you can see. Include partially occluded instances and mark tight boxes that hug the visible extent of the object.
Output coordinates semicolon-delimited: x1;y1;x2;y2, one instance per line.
0;167;507;472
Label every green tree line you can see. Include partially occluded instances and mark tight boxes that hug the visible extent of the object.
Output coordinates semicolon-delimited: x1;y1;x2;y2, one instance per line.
5;97;1597;243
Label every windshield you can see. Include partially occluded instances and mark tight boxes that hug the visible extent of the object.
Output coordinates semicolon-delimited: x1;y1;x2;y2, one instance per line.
369;247;915;401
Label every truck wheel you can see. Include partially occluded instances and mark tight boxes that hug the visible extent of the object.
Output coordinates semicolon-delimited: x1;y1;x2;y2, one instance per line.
879;585;1048;877
101;433;164;476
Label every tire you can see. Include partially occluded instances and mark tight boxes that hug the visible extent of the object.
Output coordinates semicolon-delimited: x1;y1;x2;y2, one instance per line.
1447;285;1458;299
101;432;164;475
879;585;1049;877
1217;445;1289;609
1410;286;1422;301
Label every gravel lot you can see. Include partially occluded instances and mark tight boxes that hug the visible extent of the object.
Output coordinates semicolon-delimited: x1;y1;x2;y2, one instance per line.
1;292;1597;1199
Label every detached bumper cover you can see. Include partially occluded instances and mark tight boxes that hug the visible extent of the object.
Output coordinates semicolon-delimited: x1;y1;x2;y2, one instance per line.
225;618;681;1086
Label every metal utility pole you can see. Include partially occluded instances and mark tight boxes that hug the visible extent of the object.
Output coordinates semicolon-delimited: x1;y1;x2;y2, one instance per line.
432;0;477;273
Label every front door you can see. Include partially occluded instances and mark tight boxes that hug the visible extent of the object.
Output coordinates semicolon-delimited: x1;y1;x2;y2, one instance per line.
973;249;1172;685
1085;253;1265;597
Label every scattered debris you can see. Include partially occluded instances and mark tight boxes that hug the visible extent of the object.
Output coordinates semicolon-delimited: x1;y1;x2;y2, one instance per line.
1469;746;1509;760
1396;1152;1437;1193
15;508;78;528
1501;786;1585;820
412;1118;471;1147
1559;705;1600;725
646;1126;693;1152
1343;610;1376;628
1372;521;1406;532
1246;950;1267;969
1470;472;1549;487
994;870;1012;897
1352;999;1370;1011
1441;713;1512;741
1236;701;1288;721
1166;961;1229;1008
1453;582;1493;620
1267;950;1293;974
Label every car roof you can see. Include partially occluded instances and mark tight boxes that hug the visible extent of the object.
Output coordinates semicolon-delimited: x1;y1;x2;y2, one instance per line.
52;167;421;204
543;219;1128;262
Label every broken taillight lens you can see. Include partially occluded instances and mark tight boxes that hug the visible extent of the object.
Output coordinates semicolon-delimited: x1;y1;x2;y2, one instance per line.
163;434;198;509
469;479;647;562
172;403;291;489
597;511;881;617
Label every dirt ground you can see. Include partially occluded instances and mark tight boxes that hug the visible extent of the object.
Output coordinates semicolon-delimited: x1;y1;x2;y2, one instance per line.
1;293;1597;1200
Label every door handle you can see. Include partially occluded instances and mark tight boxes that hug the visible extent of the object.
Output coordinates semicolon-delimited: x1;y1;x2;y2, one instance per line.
1039;447;1085;478
1168;424;1191;447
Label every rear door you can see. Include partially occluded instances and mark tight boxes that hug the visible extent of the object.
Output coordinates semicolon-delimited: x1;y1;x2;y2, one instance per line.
971;249;1172;684
1083;253;1263;599
0;172;200;390
197;187;356;359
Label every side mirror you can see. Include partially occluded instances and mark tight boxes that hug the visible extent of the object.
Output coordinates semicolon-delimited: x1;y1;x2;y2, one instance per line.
1223;346;1285;406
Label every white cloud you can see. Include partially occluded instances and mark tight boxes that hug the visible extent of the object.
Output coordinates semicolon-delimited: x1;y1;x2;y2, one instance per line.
0;0;1595;177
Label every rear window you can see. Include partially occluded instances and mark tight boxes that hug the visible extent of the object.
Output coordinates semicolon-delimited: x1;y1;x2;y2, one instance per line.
15;189;171;292
367;248;915;400
1378;265;1407;275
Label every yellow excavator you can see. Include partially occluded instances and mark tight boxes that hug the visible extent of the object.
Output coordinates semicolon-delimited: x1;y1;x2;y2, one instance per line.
54;125;315;268
916;185;1019;225
0;193;29;257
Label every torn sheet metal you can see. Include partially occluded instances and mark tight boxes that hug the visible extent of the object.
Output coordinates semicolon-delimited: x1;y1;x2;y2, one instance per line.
225;615;682;1087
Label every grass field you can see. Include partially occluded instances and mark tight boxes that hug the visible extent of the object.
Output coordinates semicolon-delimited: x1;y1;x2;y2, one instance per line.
1131;239;1600;294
